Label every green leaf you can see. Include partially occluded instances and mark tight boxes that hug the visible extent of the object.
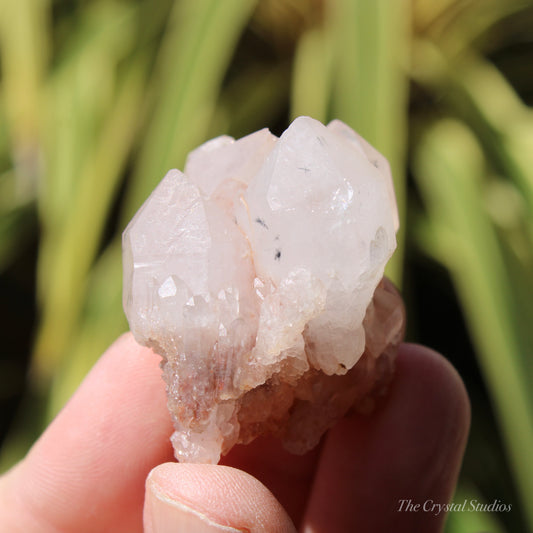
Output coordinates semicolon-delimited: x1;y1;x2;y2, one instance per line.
33;36;145;382
415;119;533;530
330;0;409;285
290;24;333;123
122;0;258;221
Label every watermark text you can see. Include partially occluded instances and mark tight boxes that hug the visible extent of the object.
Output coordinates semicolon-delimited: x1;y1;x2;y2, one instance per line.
397;498;511;516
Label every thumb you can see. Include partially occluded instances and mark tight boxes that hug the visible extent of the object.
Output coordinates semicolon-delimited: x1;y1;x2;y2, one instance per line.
144;463;296;533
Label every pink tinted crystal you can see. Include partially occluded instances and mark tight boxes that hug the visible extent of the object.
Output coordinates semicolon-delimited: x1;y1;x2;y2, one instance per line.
123;117;405;463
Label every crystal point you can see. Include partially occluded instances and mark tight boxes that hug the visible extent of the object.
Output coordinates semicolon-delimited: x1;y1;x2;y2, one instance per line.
123;117;405;463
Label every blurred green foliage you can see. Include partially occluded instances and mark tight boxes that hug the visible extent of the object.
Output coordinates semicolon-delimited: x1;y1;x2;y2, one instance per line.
0;0;532;531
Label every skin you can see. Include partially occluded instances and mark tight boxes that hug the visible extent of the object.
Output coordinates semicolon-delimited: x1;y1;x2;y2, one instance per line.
0;333;470;532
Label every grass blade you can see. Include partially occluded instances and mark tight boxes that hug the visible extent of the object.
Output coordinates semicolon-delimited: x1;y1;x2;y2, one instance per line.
415;119;533;530
123;0;258;221
32;3;144;381
290;24;333;123
330;0;410;285
0;0;49;198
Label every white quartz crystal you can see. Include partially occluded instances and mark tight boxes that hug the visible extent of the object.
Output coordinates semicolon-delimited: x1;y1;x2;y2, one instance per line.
123;117;401;463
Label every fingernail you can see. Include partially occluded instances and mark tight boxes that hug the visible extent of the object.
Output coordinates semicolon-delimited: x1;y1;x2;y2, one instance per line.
147;480;244;533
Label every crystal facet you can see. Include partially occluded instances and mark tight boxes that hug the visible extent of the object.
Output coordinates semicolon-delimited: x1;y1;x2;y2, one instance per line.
123;117;405;463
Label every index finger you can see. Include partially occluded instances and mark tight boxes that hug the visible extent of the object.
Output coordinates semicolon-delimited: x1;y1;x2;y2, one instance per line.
0;333;174;533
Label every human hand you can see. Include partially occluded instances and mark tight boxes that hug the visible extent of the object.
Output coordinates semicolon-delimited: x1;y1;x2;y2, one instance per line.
0;334;469;532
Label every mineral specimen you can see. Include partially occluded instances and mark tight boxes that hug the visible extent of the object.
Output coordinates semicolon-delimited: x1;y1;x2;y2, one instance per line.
123;116;405;464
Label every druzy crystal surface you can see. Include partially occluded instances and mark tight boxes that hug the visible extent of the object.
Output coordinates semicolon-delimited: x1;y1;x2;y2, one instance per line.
123;117;404;463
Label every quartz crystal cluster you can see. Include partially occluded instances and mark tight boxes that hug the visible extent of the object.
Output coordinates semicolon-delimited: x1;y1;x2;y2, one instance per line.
123;117;405;464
